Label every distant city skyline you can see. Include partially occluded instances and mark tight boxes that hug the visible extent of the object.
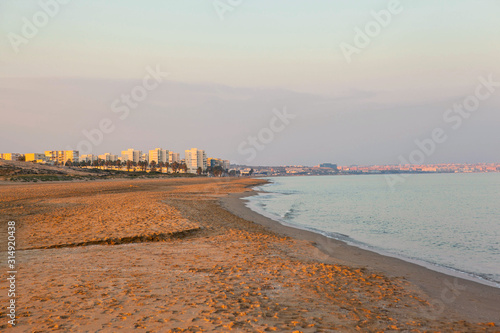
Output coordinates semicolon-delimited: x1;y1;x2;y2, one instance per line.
1;1;499;165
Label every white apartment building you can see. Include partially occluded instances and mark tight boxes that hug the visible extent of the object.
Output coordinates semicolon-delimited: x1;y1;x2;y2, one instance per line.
121;149;142;163
98;153;118;162
45;150;79;164
148;148;169;164
185;148;207;173
169;151;180;164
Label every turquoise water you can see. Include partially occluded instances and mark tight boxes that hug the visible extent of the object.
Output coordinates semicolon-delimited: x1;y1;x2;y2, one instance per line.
245;173;500;287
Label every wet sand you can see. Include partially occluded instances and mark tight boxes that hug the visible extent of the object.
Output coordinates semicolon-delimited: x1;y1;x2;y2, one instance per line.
0;177;498;332
222;190;500;326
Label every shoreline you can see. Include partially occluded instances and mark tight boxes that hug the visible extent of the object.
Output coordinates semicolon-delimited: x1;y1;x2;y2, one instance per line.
245;187;500;290
220;185;500;324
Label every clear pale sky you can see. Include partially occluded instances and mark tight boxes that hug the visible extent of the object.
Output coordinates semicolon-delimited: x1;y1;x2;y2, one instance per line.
1;0;499;165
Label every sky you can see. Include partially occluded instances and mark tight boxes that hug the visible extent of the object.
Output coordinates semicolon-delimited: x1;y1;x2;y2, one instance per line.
1;0;499;166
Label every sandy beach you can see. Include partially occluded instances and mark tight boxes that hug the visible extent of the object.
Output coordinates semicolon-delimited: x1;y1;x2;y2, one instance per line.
0;177;498;332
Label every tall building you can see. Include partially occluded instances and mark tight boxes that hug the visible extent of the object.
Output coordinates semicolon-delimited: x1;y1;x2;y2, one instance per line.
185;148;207;173
169;151;180;164
98;153;118;162
121;149;142;163
149;148;169;164
45;150;79;164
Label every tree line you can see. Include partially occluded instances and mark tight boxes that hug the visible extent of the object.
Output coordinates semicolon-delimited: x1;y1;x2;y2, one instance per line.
61;159;232;176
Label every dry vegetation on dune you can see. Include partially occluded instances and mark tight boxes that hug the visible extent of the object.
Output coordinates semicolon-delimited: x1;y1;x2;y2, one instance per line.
0;178;497;332
0;160;99;182
0;160;195;182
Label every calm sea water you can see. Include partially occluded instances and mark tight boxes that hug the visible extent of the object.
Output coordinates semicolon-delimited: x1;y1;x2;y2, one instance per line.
245;173;500;287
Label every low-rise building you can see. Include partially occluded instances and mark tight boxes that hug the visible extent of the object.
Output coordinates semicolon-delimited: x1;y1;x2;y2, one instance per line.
0;153;23;161
207;158;230;170
207;158;221;168
25;153;47;163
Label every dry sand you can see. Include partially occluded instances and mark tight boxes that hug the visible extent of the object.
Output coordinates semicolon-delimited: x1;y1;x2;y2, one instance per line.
0;177;498;332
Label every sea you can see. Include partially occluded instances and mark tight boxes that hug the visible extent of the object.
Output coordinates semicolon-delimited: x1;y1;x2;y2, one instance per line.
244;173;500;287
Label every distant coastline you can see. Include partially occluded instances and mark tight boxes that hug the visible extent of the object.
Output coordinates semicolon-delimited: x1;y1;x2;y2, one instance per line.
235;162;500;177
